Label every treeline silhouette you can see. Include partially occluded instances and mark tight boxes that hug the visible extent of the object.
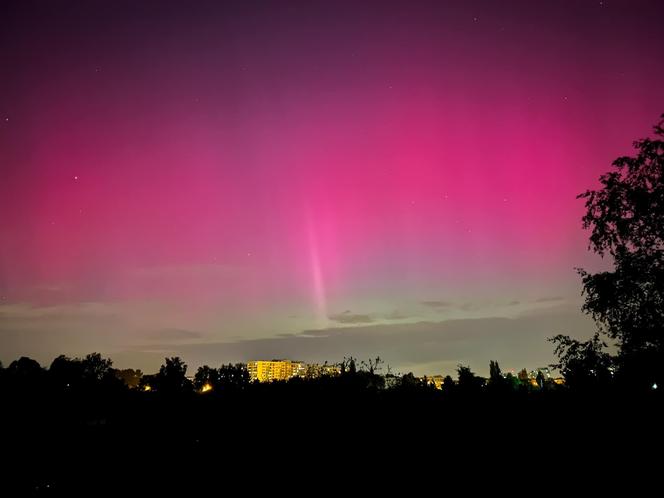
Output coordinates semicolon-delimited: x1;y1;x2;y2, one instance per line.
2;351;662;494
1;351;648;402
0;353;569;398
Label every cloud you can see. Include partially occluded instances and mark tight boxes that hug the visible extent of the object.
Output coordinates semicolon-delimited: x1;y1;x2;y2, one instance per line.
534;296;565;303
421;300;500;313
328;310;374;324
0;301;213;367
384;310;410;320
146;328;204;341
0;302;129;366
420;300;453;309
163;304;595;377
0;300;595;378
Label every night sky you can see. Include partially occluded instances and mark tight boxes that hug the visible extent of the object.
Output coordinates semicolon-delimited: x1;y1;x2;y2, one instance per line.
1;0;663;376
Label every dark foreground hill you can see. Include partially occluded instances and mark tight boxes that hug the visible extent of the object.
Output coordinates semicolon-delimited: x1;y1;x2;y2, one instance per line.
2;383;662;495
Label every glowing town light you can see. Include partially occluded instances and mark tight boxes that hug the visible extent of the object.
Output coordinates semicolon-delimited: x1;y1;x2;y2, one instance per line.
143;384;152;391
201;383;213;393
653;383;658;390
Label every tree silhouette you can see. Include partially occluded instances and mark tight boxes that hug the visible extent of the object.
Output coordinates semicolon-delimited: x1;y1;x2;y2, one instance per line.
139;373;157;392
6;357;45;392
504;372;519;390
194;365;219;391
155;357;192;394
48;353;118;391
456;364;484;393
218;363;250;389
398;372;422;390
361;356;383;375
114;368;143;389
341;356;357;374
81;353;114;383
49;355;84;390
575;114;664;388
488;360;510;393
489;360;501;382
549;333;614;390
442;375;455;391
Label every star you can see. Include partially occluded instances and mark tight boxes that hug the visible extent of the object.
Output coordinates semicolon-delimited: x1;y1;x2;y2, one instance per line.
74;175;79;180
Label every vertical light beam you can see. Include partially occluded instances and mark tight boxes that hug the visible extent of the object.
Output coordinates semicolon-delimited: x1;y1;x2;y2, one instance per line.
306;211;328;328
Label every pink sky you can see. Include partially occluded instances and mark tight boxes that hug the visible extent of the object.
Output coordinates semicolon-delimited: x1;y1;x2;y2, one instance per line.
1;0;663;375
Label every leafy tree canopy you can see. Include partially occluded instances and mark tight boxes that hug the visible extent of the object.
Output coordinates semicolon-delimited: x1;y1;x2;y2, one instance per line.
555;114;664;388
577;115;664;357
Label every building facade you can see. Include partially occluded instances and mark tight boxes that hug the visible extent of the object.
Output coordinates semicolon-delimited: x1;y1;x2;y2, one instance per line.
247;359;296;382
247;359;340;382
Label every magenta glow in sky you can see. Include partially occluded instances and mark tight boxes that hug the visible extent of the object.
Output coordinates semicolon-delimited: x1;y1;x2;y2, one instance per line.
1;0;663;375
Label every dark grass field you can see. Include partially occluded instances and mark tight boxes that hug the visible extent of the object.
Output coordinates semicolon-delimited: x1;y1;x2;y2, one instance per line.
3;385;662;495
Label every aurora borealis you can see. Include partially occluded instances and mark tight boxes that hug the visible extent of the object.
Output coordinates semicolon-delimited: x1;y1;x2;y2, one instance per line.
1;0;663;375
